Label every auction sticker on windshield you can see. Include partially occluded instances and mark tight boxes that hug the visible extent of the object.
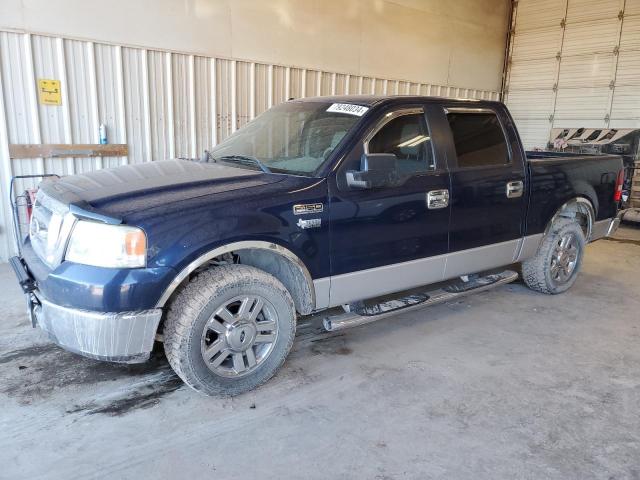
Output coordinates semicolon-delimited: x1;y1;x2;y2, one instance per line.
326;103;369;116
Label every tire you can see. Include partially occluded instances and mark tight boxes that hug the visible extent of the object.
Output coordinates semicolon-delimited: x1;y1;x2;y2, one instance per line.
522;218;586;294
163;265;296;396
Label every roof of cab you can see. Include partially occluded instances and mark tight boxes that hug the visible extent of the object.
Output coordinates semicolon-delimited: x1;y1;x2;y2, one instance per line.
290;95;503;108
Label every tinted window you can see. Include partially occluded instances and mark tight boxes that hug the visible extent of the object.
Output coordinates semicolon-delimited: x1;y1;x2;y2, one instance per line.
446;112;510;168
368;112;435;174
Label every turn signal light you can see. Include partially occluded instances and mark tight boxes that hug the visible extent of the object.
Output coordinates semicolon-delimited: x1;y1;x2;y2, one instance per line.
125;230;147;256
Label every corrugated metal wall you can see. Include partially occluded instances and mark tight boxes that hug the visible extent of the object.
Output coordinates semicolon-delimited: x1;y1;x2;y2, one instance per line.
505;0;640;149
0;29;501;261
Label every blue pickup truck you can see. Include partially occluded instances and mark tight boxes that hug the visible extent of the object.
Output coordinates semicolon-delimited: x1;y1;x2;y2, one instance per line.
10;96;625;396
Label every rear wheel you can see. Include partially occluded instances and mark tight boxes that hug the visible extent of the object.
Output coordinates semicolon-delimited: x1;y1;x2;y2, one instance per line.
522;218;586;294
163;265;296;396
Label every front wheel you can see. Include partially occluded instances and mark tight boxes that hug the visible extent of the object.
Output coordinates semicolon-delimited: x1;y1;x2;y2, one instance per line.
163;265;296;396
522;218;586;294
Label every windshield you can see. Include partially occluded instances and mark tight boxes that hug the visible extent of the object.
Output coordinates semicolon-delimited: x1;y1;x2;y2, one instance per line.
208;101;368;176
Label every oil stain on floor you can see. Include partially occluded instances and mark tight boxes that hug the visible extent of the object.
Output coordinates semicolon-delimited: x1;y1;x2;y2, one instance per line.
0;342;183;415
66;373;184;417
0;316;341;417
309;335;353;356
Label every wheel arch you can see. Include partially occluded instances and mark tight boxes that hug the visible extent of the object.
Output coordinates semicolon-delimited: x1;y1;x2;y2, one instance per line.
156;241;316;315
544;196;595;241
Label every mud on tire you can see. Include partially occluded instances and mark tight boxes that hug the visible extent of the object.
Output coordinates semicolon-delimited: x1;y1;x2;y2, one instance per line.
522;218;586;295
163;265;296;396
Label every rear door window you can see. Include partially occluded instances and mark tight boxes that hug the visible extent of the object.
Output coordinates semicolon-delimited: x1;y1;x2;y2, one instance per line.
446;111;510;168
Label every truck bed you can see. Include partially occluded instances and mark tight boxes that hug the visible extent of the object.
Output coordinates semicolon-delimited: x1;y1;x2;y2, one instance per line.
524;150;623;235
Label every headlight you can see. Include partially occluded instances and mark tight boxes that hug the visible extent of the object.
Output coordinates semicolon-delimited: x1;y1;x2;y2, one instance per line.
65;221;147;268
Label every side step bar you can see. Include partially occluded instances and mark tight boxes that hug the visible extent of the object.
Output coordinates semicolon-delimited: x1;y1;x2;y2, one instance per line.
323;270;519;332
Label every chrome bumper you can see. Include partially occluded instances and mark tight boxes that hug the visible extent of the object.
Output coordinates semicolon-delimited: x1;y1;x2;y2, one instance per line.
590;210;625;241
33;294;162;363
606;209;625;237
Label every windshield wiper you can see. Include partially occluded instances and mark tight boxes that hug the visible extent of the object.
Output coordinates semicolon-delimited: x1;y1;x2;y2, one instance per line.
216;155;272;173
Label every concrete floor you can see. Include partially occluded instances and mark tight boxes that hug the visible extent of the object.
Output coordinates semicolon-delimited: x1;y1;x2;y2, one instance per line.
1;227;639;480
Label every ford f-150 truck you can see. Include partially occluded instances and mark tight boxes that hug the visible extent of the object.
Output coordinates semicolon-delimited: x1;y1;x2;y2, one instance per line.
10;96;625;396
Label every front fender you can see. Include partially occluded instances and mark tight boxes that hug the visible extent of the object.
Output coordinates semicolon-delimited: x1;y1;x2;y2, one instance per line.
154;239;316;314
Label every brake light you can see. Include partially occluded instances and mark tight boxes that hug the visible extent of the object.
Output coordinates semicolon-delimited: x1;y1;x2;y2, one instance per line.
613;169;624;202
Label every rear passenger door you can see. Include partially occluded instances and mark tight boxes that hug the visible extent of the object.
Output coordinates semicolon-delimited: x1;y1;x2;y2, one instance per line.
434;105;527;276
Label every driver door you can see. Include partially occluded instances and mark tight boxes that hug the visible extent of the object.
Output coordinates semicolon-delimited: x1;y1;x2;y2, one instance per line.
327;104;451;307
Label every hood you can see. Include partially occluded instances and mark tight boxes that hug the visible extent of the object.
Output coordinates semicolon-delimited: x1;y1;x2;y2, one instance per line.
39;159;285;219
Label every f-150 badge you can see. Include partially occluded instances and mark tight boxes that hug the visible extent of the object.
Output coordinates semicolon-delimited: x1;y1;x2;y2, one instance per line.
297;218;321;229
293;203;323;215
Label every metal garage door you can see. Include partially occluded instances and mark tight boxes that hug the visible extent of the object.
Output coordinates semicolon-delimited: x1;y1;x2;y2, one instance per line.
505;0;640;149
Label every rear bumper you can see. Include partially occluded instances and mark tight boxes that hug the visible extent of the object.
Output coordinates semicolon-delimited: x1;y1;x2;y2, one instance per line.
32;293;162;363
606;209;625;237
591;210;625;241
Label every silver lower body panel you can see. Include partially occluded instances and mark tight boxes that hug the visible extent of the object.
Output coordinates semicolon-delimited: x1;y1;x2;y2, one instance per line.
321;238;524;308
34;294;162;363
323;270;519;332
314;213;622;310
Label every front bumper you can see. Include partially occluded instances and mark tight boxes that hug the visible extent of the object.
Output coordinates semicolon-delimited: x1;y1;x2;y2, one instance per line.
32;294;162;363
11;254;162;363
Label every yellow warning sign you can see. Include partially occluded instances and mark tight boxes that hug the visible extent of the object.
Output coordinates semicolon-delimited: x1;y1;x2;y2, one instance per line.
37;79;62;106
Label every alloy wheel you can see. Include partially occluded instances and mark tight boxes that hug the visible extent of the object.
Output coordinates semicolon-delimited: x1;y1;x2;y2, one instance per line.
200;295;279;377
550;232;579;284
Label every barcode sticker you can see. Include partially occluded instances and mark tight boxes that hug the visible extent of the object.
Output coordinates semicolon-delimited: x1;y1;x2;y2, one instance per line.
326;103;369;117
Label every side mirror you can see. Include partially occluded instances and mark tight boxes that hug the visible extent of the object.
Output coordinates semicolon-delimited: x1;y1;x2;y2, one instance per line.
346;153;398;189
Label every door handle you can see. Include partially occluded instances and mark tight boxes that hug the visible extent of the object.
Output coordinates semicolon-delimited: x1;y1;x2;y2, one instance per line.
506;180;523;198
427;189;449;209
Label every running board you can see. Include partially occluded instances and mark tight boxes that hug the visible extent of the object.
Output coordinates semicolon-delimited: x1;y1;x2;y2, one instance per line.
323;270;519;332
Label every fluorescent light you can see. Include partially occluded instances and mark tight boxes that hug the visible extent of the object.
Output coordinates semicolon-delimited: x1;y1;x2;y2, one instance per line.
397;135;430;148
